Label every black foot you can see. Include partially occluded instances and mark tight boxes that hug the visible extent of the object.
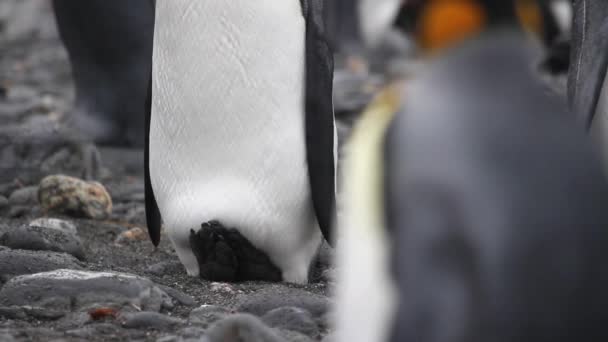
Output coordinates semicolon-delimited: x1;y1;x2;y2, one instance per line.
189;221;282;282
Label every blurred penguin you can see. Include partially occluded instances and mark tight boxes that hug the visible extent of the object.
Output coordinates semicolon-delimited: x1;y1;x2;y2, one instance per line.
335;1;608;341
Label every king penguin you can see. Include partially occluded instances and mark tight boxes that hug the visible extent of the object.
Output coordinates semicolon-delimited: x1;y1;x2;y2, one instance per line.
335;0;608;341
145;0;336;284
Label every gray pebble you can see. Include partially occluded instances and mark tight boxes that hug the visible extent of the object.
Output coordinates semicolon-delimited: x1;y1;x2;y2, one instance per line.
206;314;286;342
236;286;329;319
0;224;85;260
146;261;183;277
0;247;82;283
189;305;231;328
0;196;8;209
22;306;66;320
0;269;173;314
121;311;185;330
8;185;38;206
29;217;78;235
157;284;196;307
262;307;319;338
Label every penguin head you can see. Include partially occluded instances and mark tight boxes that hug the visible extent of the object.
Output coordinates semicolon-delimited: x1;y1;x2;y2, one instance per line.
409;0;547;53
357;0;549;53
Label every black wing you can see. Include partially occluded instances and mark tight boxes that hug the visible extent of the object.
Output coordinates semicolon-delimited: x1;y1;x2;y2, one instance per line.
301;0;337;246
145;1;162;247
145;73;162;246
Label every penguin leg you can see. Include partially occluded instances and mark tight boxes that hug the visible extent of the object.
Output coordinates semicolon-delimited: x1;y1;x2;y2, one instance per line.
189;221;282;282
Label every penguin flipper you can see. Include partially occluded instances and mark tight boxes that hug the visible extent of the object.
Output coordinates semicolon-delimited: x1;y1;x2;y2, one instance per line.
301;0;337;246
145;75;162;247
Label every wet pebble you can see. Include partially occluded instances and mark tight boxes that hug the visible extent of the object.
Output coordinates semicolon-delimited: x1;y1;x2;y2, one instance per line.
236;286;329;319
261;307;319;339
38;174;112;219
120;311;185;330
0;223;85;260
206;314;286;342
8;185;38;206
0;247;82;283
0;269;173;314
189;305;232;328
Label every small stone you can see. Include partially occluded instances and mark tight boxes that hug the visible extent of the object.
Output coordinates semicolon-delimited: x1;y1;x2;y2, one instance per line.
38;174;112;219
121;311;185;330
29;217;78;235
236;286;329;319
189;305;232;328
8;185;38;206
0;196;8;209
0;269;173;314
210;282;235;294
0;247;83;283
0;224;85;260
157;285;196;307
261;307;319;338
146;261;183;277
206;314;286;342
114;227;147;244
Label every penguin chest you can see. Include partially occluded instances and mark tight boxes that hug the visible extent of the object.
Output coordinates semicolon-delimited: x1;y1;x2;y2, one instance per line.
149;0;312;241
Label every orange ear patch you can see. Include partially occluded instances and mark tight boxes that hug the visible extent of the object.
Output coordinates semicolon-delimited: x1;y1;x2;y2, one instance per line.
515;0;543;35
417;0;486;52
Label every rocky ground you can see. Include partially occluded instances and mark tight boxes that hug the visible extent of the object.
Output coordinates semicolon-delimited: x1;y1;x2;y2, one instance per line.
0;1;385;341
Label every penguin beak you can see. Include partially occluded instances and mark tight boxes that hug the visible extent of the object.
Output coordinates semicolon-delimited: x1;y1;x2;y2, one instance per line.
357;0;403;48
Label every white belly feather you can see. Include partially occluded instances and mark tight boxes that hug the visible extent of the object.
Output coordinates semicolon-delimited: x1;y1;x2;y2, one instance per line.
150;0;321;283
